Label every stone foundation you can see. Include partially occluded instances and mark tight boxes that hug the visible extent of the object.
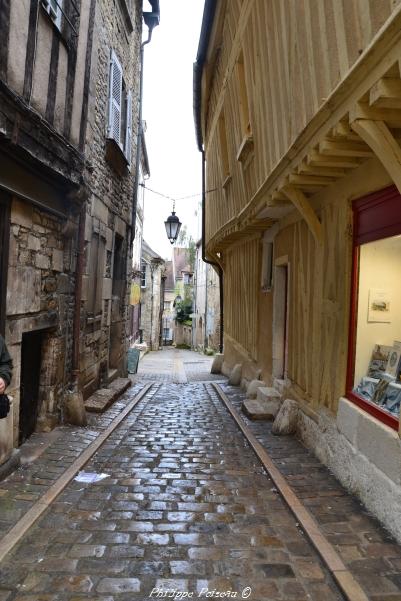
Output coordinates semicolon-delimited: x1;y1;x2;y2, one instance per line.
297;399;401;543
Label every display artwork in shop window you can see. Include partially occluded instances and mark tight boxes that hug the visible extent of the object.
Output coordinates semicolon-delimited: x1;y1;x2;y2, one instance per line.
385;341;401;378
367;344;393;377
368;288;392;323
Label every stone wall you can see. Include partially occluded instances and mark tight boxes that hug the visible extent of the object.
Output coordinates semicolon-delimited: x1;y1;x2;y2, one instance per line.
5;197;77;444
140;262;164;350
79;0;142;397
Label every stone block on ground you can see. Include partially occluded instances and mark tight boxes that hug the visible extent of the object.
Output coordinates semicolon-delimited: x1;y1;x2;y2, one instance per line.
272;399;299;435
108;378;131;394
228;363;242;386
64;391;87;426
85;379;131;413
257;386;282;403
242;398;280;420
211;353;224;374
246;380;266;399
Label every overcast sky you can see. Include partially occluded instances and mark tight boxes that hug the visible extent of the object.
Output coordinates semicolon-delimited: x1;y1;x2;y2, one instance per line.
141;0;205;260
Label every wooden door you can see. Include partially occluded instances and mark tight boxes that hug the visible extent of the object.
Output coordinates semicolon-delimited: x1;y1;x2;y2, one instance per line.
19;331;42;444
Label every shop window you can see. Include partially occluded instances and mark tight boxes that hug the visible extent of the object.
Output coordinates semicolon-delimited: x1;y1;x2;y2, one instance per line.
347;186;401;430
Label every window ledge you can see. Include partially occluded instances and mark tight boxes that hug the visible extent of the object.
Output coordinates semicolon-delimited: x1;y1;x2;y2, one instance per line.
236;133;254;165
105;138;129;175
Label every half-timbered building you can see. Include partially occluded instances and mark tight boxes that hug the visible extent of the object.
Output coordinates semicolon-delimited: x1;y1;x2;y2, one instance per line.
0;0;158;474
195;0;401;541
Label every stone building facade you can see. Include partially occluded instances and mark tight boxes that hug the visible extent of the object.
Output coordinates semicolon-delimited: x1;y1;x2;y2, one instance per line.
0;0;159;471
139;241;164;350
79;0;144;398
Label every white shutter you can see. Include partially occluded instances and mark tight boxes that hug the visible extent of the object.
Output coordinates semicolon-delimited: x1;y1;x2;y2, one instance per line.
107;50;123;146
125;90;133;165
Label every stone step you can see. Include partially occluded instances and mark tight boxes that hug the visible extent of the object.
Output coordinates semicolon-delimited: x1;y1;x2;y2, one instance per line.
85;378;131;413
256;386;282;403
107;368;119;384
242;398;280;420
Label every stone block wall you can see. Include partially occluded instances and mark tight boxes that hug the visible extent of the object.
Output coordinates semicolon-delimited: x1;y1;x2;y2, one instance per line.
5;197;76;444
78;0;143;397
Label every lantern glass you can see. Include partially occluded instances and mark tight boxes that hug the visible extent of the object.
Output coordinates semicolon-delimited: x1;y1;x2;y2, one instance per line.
164;211;182;244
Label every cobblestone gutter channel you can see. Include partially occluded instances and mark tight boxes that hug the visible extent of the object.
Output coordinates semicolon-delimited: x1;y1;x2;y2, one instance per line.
0;382;148;554
0;381;344;601
0;371;399;600
214;382;401;601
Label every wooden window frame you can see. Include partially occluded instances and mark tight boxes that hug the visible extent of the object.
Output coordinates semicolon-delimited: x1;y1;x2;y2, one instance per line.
346;185;401;431
235;50;254;165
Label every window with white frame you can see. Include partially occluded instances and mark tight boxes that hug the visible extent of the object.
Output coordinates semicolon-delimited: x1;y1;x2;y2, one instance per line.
42;0;63;30
107;50;133;165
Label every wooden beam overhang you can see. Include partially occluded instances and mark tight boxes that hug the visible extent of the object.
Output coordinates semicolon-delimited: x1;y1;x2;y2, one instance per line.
350;118;401;194
281;185;323;245
203;5;401;257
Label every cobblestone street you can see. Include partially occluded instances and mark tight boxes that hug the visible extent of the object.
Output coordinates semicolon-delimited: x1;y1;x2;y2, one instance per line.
0;350;399;600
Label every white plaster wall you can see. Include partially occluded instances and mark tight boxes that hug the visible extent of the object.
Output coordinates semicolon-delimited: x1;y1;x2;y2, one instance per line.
298;399;401;543
54;44;68;133
7;0;30;95
355;236;401;384
31;12;52;116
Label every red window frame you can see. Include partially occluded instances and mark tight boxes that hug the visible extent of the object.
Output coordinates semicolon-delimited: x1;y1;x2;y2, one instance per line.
346;185;401;431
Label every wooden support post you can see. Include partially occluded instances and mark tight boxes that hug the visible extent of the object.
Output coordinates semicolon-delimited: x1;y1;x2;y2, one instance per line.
282;185;323;245
351;118;401;194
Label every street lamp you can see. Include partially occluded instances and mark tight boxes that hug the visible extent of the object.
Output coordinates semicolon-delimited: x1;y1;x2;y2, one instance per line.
164;200;182;244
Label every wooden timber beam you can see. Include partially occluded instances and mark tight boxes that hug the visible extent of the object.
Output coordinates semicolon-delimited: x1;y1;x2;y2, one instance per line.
349;102;401;128
282;184;323;245
319;139;373;157
369;78;401;110
307;150;361;169
351;118;401;194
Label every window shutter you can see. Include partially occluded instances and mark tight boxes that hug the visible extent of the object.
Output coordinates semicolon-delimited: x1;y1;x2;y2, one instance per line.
125;90;133;165
107;50;123;146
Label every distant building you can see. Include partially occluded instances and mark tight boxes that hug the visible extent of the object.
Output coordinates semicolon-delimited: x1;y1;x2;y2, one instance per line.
162;261;175;345
139;241;165;350
193;241;220;352
130;124;150;345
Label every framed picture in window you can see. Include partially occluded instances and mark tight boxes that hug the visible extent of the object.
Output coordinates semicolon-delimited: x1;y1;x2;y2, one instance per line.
368;288;392;323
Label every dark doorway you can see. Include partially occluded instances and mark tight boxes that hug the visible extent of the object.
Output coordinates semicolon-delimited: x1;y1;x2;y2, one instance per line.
0;192;10;335
19;331;43;444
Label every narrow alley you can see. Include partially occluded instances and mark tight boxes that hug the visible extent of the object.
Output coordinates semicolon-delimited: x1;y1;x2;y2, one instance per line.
0;350;398;600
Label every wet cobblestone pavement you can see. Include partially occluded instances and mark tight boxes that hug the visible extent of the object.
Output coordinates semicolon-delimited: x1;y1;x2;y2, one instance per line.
218;382;401;601
0;375;343;600
0;349;400;600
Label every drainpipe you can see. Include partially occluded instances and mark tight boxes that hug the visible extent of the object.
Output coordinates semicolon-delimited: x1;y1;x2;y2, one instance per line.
201;150;223;354
131;6;160;241
71;202;86;388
